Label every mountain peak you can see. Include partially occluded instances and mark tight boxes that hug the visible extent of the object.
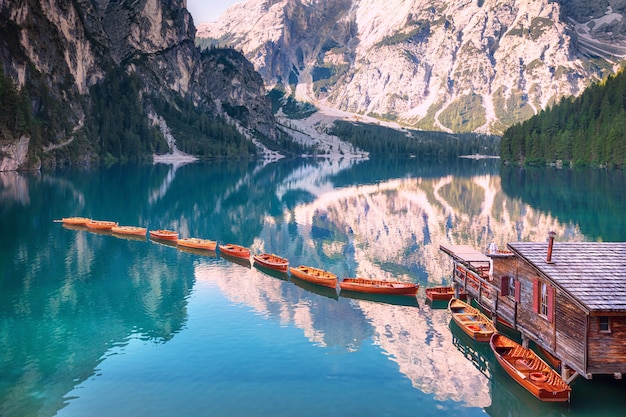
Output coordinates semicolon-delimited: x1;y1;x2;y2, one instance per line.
198;0;626;134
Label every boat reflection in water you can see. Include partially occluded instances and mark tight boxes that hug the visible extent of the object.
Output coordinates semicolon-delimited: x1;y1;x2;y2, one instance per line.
193;261;370;352
112;232;148;242
449;321;492;378
219;252;252;268
253;262;289;280
425;298;450;310
290;275;339;301
177;245;217;258
149;236;179;247
339;290;419;307
195;259;492;408
62;223;88;232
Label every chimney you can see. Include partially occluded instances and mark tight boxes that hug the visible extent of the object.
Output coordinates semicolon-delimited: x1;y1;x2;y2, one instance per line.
546;231;556;263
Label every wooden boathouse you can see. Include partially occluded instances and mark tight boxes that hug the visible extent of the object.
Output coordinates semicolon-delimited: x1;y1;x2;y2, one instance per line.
441;238;626;382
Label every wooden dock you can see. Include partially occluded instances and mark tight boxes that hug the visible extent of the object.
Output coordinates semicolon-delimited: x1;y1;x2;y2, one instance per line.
440;244;514;326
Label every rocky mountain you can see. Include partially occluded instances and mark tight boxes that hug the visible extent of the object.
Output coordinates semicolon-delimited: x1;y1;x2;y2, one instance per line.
198;0;626;134
0;0;277;171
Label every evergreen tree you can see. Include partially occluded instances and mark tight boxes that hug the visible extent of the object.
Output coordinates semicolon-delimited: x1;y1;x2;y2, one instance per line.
501;69;626;168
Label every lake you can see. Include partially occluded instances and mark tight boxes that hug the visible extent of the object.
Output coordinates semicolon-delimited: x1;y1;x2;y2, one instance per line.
1;157;625;417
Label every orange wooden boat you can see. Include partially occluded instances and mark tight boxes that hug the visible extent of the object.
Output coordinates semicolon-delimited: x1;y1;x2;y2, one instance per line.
448;298;496;342
111;225;147;236
253;253;289;272
177;237;217;251
218;243;251;259
289;265;337;288
59;217;91;226
425;286;466;301
490;333;571;402
149;229;178;241
86;220;118;230
339;278;419;296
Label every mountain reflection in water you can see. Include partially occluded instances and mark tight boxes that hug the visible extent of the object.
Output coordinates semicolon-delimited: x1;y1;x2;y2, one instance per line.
1;157;625;417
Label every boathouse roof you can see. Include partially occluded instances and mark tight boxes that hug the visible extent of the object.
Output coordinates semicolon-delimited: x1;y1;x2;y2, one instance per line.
507;242;626;314
439;244;491;265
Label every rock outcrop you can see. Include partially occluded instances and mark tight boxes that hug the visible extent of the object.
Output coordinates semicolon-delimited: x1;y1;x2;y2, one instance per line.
0;0;277;171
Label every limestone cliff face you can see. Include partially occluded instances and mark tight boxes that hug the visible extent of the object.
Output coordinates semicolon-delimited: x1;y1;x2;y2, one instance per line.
0;0;276;171
198;0;626;134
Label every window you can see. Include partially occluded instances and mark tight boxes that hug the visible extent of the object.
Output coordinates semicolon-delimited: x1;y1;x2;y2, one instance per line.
599;316;611;333
500;276;521;302
509;276;517;300
533;279;554;323
540;282;549;316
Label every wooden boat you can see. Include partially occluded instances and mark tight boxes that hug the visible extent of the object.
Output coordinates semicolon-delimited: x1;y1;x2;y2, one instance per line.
218;243;250;259
339;278;419;296
289;265;337;289
177;237;217;251
448;298;496;342
149;229;178;241
253;253;289;272
111;225;147;236
86;220;118;230
425;286;466;301
490;333;571;402
59;217;91;226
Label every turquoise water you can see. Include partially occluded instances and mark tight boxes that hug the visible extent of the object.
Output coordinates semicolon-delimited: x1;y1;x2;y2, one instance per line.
1;158;625;416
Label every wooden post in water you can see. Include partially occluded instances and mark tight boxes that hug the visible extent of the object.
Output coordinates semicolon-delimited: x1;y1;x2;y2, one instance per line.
521;334;529;349
492;292;499;327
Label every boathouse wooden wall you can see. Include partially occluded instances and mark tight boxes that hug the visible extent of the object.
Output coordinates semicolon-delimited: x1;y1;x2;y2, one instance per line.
490;257;517;326
554;294;586;375
491;256;587;375
512;258;555;349
587;316;626;374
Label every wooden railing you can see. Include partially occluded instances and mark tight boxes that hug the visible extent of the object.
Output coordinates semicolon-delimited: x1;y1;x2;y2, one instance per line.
452;261;518;328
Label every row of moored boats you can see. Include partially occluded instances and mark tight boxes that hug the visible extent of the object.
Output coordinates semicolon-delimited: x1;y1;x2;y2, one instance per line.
57;217;420;296
59;216;571;402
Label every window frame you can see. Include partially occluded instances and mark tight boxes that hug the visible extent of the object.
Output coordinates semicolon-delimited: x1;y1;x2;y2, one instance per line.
540;282;549;317
500;276;521;302
508;276;516;301
532;279;554;323
599;316;612;333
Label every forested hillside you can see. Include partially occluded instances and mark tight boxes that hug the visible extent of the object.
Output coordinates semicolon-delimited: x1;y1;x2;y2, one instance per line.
0;1;279;171
329;121;499;160
500;69;626;168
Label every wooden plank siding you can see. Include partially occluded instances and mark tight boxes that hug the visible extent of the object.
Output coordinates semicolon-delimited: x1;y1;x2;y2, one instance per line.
588;316;626;374
491;254;518;327
554;294;587;375
513;258;557;350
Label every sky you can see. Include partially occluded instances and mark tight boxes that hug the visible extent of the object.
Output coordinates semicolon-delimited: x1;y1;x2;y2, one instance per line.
186;0;242;24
